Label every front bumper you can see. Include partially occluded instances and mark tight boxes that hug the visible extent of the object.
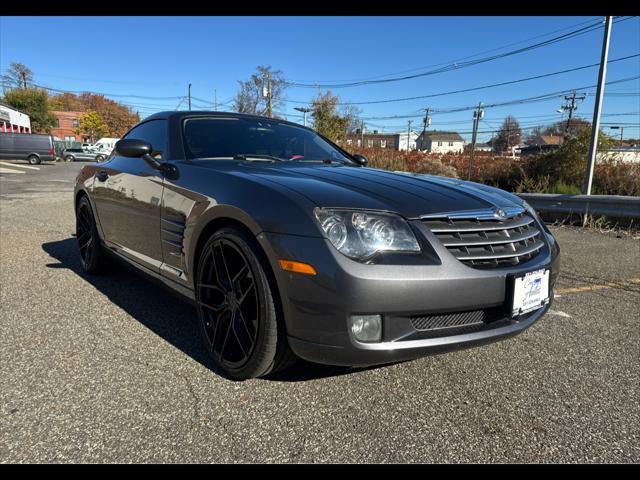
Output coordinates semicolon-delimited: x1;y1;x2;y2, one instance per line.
257;220;560;368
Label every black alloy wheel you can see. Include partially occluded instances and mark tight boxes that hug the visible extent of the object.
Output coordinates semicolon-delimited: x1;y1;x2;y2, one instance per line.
76;196;105;273
196;228;295;379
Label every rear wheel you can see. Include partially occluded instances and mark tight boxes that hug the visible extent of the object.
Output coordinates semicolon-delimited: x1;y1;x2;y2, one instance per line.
65;155;75;162
76;196;106;274
195;227;296;380
27;155;41;165
95;154;105;162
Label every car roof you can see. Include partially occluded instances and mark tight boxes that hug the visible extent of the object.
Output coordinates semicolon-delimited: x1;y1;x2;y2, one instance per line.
142;111;311;131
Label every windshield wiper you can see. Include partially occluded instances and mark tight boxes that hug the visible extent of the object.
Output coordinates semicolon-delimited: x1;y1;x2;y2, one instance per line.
234;154;285;162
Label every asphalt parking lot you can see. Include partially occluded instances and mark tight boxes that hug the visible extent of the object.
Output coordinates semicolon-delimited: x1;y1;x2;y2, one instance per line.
0;160;638;463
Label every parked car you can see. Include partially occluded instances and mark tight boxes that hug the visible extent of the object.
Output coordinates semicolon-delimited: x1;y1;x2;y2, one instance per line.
0;132;55;165
62;147;101;162
82;143;93;150
74;111;560;380
88;137;119;154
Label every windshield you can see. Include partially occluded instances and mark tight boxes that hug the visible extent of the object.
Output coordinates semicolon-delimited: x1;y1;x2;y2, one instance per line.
182;117;353;164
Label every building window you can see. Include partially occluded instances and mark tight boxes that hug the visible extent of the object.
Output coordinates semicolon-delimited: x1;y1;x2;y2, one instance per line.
449;141;454;146
347;139;353;145
438;141;442;146
54;118;60;128
380;139;386;148
367;139;373;148
72;119;79;128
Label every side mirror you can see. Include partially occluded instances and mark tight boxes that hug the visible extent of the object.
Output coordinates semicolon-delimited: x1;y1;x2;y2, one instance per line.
116;138;162;170
352;154;368;167
115;139;151;158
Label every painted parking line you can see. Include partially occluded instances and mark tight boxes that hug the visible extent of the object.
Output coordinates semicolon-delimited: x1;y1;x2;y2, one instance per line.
0;167;26;174
0;161;40;170
555;277;640;295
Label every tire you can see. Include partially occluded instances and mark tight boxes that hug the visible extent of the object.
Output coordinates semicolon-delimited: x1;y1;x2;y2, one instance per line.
195;227;296;380
27;155;41;165
95;154;105;162
65;155;75;162
76;196;106;274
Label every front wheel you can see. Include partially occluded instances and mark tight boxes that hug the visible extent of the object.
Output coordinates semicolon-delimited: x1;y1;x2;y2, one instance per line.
195;227;296;380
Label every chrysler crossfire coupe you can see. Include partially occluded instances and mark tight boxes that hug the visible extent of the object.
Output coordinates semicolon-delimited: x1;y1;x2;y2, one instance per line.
74;111;560;379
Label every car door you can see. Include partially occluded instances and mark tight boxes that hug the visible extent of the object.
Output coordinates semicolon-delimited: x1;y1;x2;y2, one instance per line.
91;119;167;272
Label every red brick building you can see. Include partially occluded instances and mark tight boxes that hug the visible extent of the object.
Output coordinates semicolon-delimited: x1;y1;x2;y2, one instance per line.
51;111;90;142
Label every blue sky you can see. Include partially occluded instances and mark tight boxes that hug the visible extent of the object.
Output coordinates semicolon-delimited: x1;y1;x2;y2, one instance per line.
1;16;638;142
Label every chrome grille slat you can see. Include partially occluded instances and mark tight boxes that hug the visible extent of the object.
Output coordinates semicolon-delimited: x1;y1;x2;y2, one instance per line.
452;239;544;261
422;211;544;269
439;228;540;247
423;215;534;233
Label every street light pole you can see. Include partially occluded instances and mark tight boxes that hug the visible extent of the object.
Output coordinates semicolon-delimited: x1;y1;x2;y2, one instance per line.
609;126;624;147
294;107;312;127
583;16;612;195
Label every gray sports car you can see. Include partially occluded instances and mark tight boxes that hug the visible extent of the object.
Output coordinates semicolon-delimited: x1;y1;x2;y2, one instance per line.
74;111;560;380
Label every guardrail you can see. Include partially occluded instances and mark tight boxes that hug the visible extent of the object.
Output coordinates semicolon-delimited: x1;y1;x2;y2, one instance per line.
517;193;640;219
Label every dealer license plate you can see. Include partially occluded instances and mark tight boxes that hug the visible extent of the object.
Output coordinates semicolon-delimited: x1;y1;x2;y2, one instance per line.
511;269;550;317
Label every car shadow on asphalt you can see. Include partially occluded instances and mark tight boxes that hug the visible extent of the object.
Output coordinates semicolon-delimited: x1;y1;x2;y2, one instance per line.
42;237;384;383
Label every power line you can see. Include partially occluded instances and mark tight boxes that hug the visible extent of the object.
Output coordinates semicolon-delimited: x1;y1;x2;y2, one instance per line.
354;76;640;120
285;16;636;89
31;82;184;100
286;17;604;84
285;54;639;106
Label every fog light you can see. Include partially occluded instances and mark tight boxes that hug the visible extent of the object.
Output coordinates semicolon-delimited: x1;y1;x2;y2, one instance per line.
349;315;382;342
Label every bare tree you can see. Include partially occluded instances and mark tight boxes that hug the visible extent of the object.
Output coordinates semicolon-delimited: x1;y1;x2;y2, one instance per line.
492;116;521;154
341;104;363;134
5;62;34;89
233;65;287;116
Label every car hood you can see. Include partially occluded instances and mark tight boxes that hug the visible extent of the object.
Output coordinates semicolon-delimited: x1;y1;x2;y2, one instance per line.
201;162;525;219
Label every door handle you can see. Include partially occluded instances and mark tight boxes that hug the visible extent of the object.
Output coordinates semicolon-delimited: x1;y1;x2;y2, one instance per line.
96;170;109;182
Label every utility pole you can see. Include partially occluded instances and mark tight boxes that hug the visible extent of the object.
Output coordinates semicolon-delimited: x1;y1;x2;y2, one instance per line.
407;120;413;151
188;83;192;111
583;15;612;196
294;107;312;126
558;90;586;138
360;120;365;147
467;102;484;180
421;108;431;150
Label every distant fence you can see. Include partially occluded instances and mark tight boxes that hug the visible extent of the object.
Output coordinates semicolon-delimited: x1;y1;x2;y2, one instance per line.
518;193;640;219
52;140;81;158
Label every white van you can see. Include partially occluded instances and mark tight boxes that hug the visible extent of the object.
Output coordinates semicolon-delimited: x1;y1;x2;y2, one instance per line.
90;137;119;153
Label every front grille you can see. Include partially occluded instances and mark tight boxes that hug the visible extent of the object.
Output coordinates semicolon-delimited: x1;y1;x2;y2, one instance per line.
422;211;544;268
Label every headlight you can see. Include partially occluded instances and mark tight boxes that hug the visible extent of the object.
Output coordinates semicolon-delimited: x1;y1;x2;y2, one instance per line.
314;208;420;261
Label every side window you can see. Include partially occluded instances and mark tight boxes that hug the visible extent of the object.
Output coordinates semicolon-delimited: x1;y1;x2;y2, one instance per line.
124;119;168;159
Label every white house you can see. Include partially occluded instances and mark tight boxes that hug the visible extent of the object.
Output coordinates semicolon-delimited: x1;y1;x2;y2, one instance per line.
0;102;31;133
398;130;419;151
417;131;465;154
